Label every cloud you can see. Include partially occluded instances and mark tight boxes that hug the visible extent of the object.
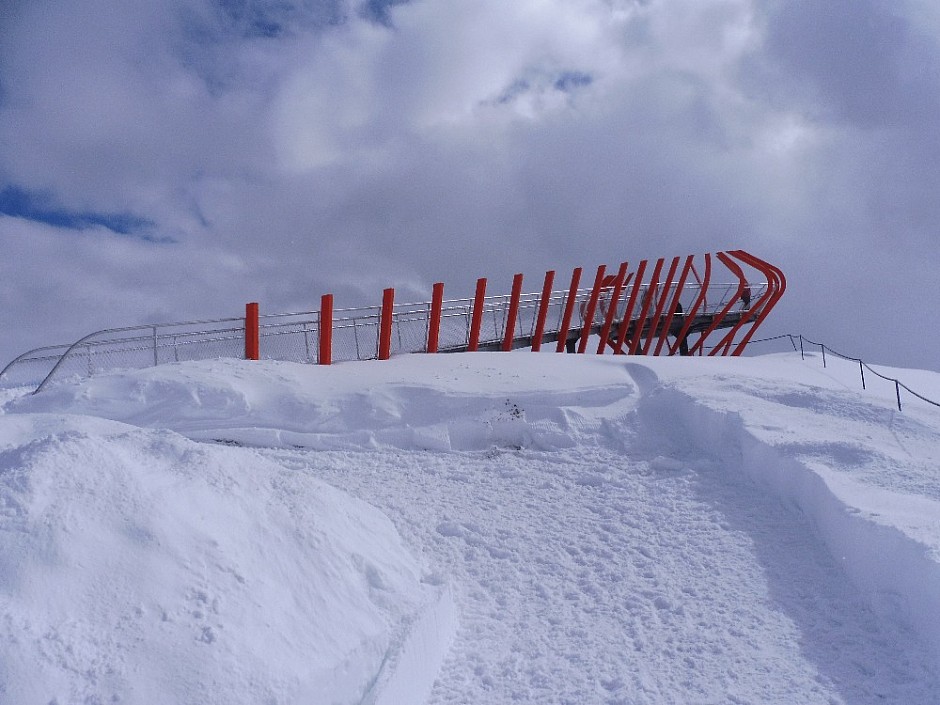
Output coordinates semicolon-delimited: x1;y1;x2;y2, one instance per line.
1;0;938;371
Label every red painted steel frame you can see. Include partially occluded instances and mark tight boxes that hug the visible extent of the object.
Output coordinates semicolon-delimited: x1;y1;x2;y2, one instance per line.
502;273;525;351
687;254;746;356
378;288;395;360
727;251;787;356
578;265;607;353
654;255;694;355
427;282;444;353
531;270;555;352
556;268;583;352
642;256;679;355
708;253;755;355
629;258;664;354
597;262;629;354
245;302;259;360
468;278;487;352
669;253;712;355
615;259;648;354
319;294;333;365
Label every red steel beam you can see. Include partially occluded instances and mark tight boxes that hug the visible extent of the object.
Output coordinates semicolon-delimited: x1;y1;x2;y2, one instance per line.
378;288;395;360
531;270;555;352
578;265;607;353
629;258;664;354
427;282;444;353
597;262;629;354
502;273;525;351
556;267;583;352
642;256;680;355
614;259;648;354
669;253;712;355
727;250;787;356
245;302;259;361
654;255;694;355
319;294;333;365
468;278;487;352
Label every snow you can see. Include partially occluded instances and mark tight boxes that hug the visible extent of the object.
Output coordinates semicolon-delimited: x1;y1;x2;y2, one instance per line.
2;350;940;703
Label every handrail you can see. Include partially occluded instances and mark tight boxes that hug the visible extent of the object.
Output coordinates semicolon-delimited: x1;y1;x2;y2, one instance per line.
749;333;940;411
4;250;785;393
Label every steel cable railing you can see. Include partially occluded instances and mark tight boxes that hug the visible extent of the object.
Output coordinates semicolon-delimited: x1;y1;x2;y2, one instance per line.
749;333;940;412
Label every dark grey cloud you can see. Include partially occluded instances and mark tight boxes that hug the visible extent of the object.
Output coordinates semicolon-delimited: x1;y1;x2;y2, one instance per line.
1;0;938;373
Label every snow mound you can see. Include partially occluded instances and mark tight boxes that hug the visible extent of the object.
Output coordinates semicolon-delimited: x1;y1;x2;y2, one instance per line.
0;414;445;705
4;351;940;703
14;354;639;451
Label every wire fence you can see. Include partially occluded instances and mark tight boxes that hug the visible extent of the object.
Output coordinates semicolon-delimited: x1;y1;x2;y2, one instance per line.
1;279;765;394
749;333;940;412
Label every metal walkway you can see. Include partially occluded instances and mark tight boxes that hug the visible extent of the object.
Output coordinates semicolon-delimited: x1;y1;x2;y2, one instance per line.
1;250;785;393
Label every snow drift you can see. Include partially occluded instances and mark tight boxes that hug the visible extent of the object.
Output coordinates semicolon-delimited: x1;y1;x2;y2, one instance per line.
2;351;940;703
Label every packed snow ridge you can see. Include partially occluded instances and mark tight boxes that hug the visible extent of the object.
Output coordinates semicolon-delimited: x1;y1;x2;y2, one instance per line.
2;351;940;704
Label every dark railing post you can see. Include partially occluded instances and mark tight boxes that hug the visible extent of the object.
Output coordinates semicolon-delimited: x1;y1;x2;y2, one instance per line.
821;343;826;368
896;381;902;411
245;302;259;361
427;282;444;353
799;335;804;360
378;288;395;360
860;361;866;390
319;294;333;365
468;278;487;351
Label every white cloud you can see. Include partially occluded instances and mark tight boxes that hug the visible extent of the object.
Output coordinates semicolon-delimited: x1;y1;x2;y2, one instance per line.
1;0;939;371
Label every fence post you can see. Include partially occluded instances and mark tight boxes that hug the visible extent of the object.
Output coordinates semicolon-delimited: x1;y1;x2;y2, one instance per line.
152;326;159;366
556;267;583;352
245;302;259;360
799;335;804;360
502;273;524;352
821;344;826;368
378;288;395;360
468;278;487;351
427;283;444;353
578;265;607;353
859;361;865;390
319;294;333;365
896;380;902;411
531;270;555;352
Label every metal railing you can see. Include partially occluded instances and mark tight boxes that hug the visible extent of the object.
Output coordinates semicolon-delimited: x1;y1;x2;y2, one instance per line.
749;333;940;412
4;248;786;391
2;274;770;393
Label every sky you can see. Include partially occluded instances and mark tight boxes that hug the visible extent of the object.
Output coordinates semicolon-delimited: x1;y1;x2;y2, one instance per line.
1;0;939;371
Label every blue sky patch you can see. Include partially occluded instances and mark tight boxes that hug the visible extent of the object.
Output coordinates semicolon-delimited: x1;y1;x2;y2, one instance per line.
554;71;593;92
0;185;167;241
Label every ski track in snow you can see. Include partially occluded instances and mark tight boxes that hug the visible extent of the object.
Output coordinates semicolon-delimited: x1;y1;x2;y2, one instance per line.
265;396;939;703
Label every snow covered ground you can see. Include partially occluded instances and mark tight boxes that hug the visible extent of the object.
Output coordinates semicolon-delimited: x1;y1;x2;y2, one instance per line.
2;350;940;703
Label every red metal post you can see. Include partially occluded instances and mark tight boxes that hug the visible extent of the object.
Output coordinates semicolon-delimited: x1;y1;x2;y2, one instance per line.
245;302;259;361
531;270;555;352
726;250;787;356
671;254;711;355
641;257;678;355
319;294;333;365
378;288;395;360
597;262;629;354
615;259;647;354
578;265;607;353
427;282;444;353
654;255;692;355
556;267;583;352
468;278;487;351
502;273;524;352
629;258;664;354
